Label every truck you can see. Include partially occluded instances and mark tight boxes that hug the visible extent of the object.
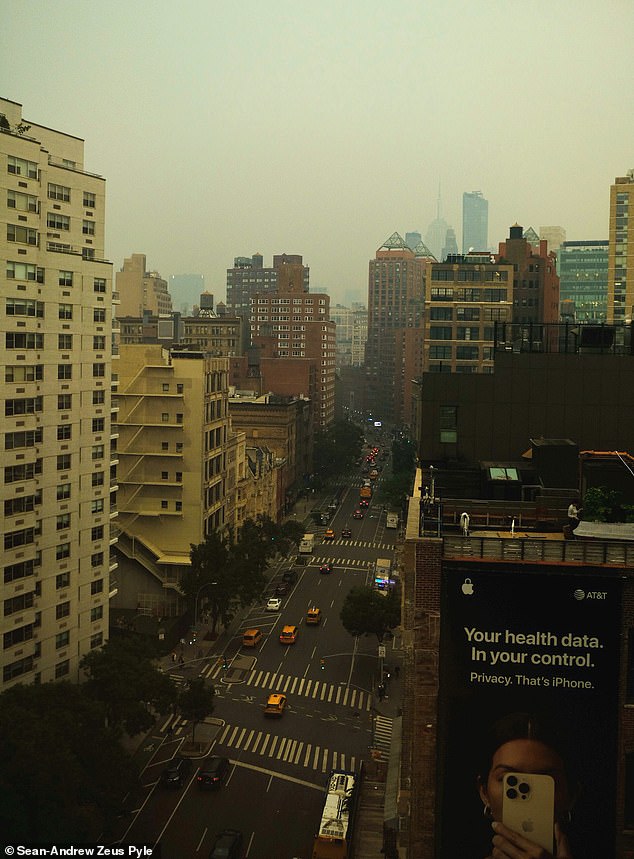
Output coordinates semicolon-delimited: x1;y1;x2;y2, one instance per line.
360;485;372;500
386;512;399;529
299;533;315;554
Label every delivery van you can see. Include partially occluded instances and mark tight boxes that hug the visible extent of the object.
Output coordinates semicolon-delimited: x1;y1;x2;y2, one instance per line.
386;512;399;529
299;533;315;553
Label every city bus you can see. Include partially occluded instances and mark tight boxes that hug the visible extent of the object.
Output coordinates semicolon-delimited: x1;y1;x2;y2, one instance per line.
312;767;362;859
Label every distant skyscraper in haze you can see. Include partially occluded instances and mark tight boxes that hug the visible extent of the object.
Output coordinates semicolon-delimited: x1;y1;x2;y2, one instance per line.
441;227;458;260
607;170;634;324
539;226;566;255
405;231;422;251
462;191;488;252
169;273;205;315
425;185;453;261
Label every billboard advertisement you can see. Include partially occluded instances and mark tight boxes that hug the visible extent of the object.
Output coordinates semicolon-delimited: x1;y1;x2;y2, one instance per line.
438;567;621;859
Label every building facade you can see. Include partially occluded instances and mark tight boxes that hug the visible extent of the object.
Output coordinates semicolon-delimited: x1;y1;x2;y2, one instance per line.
226;252;309;319
366;232;429;423
608;171;634;325
1;97;115;689
116;253;173;318
329;302;367;368
559;240;608;321
462;190;488;252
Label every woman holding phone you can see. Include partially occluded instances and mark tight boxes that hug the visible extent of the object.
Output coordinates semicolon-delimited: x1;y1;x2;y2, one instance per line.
476;712;577;858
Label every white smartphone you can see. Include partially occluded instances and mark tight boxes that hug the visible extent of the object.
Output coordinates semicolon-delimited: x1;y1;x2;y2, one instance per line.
502;772;555;853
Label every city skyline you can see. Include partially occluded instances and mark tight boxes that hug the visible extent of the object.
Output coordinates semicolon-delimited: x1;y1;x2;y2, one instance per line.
2;0;633;304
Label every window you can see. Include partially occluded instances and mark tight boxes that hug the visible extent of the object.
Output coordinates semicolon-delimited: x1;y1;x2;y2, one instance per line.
4;527;37;550
57;424;72;441
4;655;34;683
92;445;104;460
92;390;105;405
5;461;42;483
430;307;453;320
94;277;106;293
58;303;73;319
456;345;479;360
5;364;43;383
47;212;70;231
56;543;71;560
93;308;106;322
57;454;72;471
83;247;95;260
161;471;169;480
56;513;71;531
6;297;44;317
55;660;70;679
92;418;105;432
91;525;104;541
5;492;40;516
8;156;38;178
58;333;73;350
4;592;35;616
90;579;104;595
161;500;168;509
91;552;104;568
91;499;104;513
430;326;453;340
83;191;96;208
5;429;42;450
58;364;72;380
55;631;70;650
176;501;183;511
440;405;458;444
91;605;104;622
92;472;105;487
56;571;70;590
82;220;95;235
5;396;43;416
429;345;452;359
56;601;70;619
93;363;105;377
457;326;480;341
48;182;71;202
6;332;44;349
57;483;71;501
93;335;106;350
8;189;37;212
6;261;44;282
58;394;72;410
161;413;169;422
90;632;104;649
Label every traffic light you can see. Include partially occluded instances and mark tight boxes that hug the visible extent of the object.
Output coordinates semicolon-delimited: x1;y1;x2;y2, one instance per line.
222;657;228;670
320;658;325;671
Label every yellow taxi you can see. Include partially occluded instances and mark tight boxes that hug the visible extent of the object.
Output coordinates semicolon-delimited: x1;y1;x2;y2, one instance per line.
323;528;335;541
279;624;298;645
306;607;322;625
263;693;287;716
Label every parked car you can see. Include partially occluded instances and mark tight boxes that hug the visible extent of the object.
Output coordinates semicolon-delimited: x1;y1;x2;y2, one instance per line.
209;829;243;859
196;756;230;790
266;597;282;611
160;756;192;788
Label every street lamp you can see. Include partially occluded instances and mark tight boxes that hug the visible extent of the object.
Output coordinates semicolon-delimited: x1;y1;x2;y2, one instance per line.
194;581;217;628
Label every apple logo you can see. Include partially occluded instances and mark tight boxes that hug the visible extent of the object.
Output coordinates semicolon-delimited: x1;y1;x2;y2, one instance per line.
461;578;474;596
521;819;534;833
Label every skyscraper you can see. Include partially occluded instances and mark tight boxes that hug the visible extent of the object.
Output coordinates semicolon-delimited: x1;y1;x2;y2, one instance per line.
226;253;309;319
559;241;608;321
607;170;634;324
1;97;115;688
462;190;488;252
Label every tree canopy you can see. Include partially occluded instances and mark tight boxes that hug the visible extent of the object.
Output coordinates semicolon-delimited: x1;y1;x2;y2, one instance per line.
340;585;401;641
582;486;634;523
312;420;365;482
0;681;137;843
178;677;215;745
80;634;178;736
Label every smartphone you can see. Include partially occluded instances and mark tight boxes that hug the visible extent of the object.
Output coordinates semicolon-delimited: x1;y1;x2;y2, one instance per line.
502;772;554;852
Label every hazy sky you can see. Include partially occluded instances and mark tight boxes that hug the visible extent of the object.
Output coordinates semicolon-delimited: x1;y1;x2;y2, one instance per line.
2;0;633;304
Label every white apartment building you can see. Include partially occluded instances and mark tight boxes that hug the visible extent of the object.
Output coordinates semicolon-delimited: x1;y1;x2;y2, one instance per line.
1;98;116;688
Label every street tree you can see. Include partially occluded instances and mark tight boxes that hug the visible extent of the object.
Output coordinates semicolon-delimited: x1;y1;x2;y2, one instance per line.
0;681;137;842
80;634;177;736
340;585;401;642
178;677;215;746
313;420;364;481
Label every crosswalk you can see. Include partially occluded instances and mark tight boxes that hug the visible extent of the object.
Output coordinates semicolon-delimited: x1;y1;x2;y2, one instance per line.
314;539;396;551
202;663;373;712
373;716;393;755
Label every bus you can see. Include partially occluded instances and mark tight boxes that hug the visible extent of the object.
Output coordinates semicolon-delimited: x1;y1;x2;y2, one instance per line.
312;767;362;859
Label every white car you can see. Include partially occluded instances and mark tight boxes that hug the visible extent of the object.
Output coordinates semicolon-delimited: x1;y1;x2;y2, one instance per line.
266;597;282;612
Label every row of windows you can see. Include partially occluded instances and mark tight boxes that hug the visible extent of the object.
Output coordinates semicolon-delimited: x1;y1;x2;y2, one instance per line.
431;269;509;282
6;262;107;291
4;491;41;516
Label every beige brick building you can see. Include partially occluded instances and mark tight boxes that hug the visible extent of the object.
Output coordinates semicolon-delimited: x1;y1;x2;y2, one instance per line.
1;97;115;688
116;253;172;318
608;171;634;325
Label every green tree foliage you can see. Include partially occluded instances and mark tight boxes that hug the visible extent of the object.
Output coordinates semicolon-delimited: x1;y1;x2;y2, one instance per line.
375;471;413;511
80;634;177;736
582;486;634;523
0;682;137;842
178;677;215;745
340;586;400;642
392;435;416;475
313;420;365;480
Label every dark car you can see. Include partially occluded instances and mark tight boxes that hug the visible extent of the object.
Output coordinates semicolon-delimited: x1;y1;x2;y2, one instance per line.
275;582;289;596
353;509;364;519
282;568;298;583
319;563;334;574
341;527;352;538
160;756;192;788
209;829;243;859
196;756;230;790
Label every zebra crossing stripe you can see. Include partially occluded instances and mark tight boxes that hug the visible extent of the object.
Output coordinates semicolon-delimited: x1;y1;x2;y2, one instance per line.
303;744;312;767
260;733;270;755
285;739;297;762
251;731;263;753
298;678;305;695
321;748;329;772
243;729;255;751
227;725;240;745
313;746;320;769
269;736;278;757
236;727;247;746
283;675;292;692
290;676;299;694
277;737;287;759
294;741;304;765
305;679;313;696
320;684;327;701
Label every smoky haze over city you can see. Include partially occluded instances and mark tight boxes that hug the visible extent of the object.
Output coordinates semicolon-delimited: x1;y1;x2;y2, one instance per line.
2;0;633;301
